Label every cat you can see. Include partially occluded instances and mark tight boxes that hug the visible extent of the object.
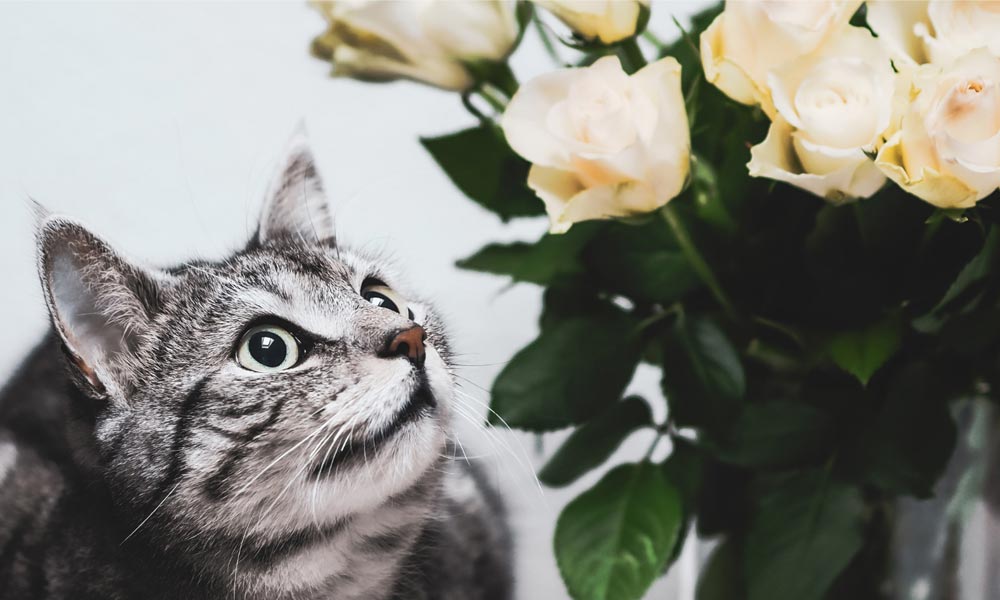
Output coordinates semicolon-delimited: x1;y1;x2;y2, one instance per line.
0;134;512;600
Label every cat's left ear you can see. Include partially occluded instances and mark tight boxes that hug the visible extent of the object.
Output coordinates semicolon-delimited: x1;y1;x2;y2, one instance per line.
256;130;334;245
36;217;164;400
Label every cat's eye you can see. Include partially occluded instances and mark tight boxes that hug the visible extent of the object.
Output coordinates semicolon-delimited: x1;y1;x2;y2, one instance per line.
362;281;411;318
236;325;300;373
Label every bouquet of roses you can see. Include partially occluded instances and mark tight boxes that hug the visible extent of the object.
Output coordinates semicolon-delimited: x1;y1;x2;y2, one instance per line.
310;1;1000;599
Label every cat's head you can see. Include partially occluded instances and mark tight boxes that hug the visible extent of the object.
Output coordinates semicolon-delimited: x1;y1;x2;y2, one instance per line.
35;135;454;544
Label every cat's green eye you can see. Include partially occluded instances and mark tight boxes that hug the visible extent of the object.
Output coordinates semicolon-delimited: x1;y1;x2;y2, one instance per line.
362;281;411;318
236;325;300;373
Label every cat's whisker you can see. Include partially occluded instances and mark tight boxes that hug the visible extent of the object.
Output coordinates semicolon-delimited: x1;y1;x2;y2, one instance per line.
451;385;546;502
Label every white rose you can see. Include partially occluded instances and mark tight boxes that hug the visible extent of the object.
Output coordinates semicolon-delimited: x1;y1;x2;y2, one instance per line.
875;48;1000;209
868;0;1000;66
502;56;690;233
536;0;649;44
701;0;861;115
748;27;894;202
311;0;518;91
865;0;931;65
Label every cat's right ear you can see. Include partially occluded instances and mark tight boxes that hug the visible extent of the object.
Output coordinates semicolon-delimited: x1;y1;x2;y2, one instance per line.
36;217;164;401
255;129;335;246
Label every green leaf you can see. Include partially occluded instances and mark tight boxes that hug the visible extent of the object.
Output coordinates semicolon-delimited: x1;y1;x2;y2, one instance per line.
456;224;600;285
661;438;705;563
420;125;544;221
661;439;705;516
843;362;957;497
491;308;642;431
696;537;745;600
583;220;701;304
704;402;836;469
661;315;745;428
555;462;683;600
826;316;903;386
539;397;653;487
744;471;866;600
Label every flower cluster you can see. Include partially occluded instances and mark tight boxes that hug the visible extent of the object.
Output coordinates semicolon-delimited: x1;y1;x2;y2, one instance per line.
312;0;1000;223
705;0;1000;208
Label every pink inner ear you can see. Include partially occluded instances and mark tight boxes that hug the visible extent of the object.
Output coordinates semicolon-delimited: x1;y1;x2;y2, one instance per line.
70;351;105;394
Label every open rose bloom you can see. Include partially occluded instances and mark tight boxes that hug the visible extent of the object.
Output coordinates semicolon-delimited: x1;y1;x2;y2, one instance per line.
502;56;690;233
876;49;1000;209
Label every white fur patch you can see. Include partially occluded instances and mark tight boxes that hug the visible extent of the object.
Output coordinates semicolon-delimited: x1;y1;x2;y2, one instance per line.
0;441;17;485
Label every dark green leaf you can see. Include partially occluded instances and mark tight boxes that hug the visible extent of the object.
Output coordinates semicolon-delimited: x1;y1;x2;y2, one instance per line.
696;537;745;600
555;462;682;600
583;220;700;304
420;125;544;221
491;308;642;431
661;438;705;515
661;438;705;563
661;315;745;428
705;402;836;469
918;225;1000;327
843;362;957;497
457;224;599;285
744;471;866;600
539;397;653;487
826;316;902;386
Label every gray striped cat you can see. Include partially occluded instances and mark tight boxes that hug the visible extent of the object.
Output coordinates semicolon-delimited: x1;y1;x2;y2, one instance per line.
0;137;512;600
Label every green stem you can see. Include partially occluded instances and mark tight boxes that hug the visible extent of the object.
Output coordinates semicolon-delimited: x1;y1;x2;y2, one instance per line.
642;29;665;51
475;86;507;113
533;15;564;66
487;62;519;99
460;91;491;124
642;431;663;461
617;37;647;74
660;204;738;320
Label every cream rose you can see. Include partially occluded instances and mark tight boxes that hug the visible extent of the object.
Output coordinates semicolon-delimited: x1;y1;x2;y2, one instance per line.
701;0;861;115
536;0;649;44
868;0;1000;66
875;48;1000;209
311;0;518;91
748;27;894;202
502;56;690;233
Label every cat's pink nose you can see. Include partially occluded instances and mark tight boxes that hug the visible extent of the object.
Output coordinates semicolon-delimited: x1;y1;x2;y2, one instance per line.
385;325;426;367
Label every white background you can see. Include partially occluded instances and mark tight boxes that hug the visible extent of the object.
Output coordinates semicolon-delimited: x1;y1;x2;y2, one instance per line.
0;2;709;598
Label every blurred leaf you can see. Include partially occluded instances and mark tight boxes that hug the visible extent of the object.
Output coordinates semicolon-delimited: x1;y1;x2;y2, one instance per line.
744;471;866;600
918;225;1000;328
661;438;706;562
826;316;902;386
705;402;836;469
491;308;641;431
457;224;600;285
843;362;957;497
583;220;700;304
421;125;544;221
539;396;653;487
555;462;682;600
661;315;745;428
662;438;705;515
697;537;746;600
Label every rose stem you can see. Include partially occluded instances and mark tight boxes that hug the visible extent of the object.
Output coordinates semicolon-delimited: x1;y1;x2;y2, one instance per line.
660;203;738;321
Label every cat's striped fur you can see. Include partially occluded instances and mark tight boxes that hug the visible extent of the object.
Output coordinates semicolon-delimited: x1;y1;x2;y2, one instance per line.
0;136;512;599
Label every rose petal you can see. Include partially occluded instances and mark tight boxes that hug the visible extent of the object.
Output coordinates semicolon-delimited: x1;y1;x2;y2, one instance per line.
875;130;981;209
528;165;657;233
749;118;885;202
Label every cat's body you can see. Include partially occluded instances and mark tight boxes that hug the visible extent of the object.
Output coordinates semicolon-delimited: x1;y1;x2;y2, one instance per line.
0;137;512;600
